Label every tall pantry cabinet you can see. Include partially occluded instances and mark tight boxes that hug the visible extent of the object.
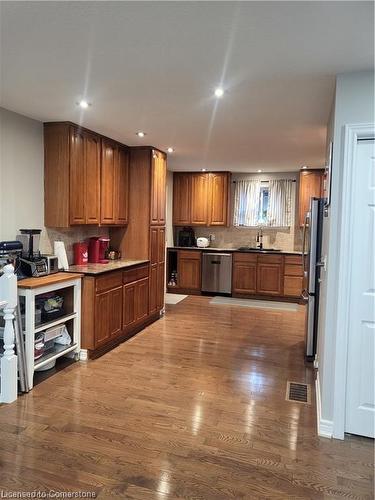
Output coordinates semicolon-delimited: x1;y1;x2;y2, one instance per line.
110;147;167;317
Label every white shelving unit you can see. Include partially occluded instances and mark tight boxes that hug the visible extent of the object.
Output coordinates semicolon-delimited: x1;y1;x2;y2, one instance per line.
18;273;82;389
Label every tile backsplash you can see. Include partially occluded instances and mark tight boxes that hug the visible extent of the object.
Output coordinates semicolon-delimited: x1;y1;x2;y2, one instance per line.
40;227;110;264
194;225;303;251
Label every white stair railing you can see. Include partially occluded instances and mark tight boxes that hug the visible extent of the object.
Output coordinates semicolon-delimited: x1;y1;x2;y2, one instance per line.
0;264;18;403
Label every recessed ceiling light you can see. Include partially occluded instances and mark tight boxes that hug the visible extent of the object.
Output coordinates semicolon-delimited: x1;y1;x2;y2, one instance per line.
167;147;174;153
77;100;91;109
302;165;307;169
257;169;262;173
201;168;207;172
214;87;224;98
136;131;146;138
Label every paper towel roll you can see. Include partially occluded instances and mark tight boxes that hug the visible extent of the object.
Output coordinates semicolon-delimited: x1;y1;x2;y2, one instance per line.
54;241;69;271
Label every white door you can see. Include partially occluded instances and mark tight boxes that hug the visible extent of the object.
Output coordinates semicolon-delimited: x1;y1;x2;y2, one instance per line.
345;139;375;438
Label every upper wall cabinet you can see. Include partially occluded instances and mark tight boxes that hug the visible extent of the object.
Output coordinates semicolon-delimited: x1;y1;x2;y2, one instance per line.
101;139;129;225
173;171;230;227
44;122;129;227
150;149;167;226
298;169;324;226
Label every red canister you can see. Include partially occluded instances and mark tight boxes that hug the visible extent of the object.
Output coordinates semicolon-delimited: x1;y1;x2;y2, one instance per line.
73;241;88;265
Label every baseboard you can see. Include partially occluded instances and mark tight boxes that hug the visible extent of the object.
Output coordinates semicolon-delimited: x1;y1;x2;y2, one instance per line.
315;373;333;439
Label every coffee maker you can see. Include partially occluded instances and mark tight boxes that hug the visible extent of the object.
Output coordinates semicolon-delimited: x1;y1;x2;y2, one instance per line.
88;237;110;264
178;227;196;247
18;229;48;277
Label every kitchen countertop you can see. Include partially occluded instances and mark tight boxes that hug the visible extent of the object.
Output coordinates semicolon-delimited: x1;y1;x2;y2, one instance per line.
167;246;302;255
67;259;150;275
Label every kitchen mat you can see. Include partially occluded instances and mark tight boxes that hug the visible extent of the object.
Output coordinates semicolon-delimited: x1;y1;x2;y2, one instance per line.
209;296;301;312
165;293;188;305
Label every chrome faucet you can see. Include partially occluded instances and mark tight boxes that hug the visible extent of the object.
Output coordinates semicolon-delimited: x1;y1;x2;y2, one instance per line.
256;228;263;249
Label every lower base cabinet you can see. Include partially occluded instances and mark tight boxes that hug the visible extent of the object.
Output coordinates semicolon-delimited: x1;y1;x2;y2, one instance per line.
123;277;149;330
95;286;123;348
81;263;160;357
178;250;201;290
233;253;302;300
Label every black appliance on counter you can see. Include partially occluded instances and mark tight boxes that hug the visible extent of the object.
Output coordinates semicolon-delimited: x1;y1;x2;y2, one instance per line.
18;229;48;277
178;227;196;247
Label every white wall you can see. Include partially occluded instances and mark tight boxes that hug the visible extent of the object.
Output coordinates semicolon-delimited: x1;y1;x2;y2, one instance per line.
0;107;44;241
317;71;375;432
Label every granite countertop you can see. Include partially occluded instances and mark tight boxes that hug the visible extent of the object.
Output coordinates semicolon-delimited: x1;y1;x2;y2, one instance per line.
167;246;302;255
67;259;149;275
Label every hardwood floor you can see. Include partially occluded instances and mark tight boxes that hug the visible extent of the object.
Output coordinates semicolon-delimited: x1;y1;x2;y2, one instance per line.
0;296;373;499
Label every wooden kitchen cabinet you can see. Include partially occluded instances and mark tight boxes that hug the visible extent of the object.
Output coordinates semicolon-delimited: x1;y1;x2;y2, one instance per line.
81;263;152;357
283;255;303;297
178;250;201;290
257;255;283;296
209;172;230;226
173;174;191;225
69;127;101;225
298;169;324;226
123;277;149;330
95;286;123;348
172;171;231;227
44;121;128;228
190;173;209;225
149;226;165;314
232;253;257;294
150;150;167;225
101;139;129;225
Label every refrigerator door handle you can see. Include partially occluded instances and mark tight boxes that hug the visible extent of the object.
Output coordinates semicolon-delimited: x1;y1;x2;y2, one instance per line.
302;212;309;277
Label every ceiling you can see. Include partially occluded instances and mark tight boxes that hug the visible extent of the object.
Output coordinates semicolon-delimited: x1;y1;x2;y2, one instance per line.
0;1;373;172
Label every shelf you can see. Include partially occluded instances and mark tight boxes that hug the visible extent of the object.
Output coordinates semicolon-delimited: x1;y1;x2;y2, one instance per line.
34;342;78;369
34;312;77;333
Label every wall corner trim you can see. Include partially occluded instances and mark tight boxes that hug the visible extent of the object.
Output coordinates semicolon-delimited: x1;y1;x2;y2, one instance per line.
315;374;334;439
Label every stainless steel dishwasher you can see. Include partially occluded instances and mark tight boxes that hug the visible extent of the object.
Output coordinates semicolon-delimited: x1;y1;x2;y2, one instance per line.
202;253;232;294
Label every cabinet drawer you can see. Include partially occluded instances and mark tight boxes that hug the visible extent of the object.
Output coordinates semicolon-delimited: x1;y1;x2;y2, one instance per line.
123;264;149;284
284;264;303;277
96;271;123;293
178;250;201;260
233;252;257;263
257;254;283;264
285;255;303;265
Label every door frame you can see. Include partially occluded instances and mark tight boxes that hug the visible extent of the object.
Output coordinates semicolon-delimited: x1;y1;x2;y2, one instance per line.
333;123;375;439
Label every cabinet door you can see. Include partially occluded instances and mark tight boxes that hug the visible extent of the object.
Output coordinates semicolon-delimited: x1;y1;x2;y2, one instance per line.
101;139;117;224
178;251;201;290
150;150;167;225
150;226;165;265
116;146;129;224
123;282;136;329
257;257;283;296
190;173;208;225
109;286;123;338
136;277;149;322
158;227;165;264
209;172;230;226
298;170;324;226
69;128;86;224
84;132;101;224
173;173;191;225
158;153;167;225
157;262;165;309
149;263;158;314
150;227;159;265
95;286;123;347
233;263;257;294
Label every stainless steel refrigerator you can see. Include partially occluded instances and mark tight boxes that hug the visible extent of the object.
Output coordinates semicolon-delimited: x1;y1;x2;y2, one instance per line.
302;198;324;360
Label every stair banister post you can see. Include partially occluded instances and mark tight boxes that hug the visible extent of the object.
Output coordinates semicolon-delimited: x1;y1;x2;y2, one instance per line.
0;264;18;403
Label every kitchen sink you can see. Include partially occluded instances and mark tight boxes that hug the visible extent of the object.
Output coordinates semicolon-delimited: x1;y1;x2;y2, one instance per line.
237;247;282;252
